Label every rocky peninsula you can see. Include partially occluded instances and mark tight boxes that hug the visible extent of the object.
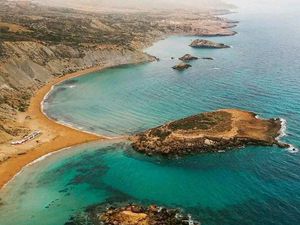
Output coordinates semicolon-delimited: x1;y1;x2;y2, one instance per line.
131;109;288;156
190;39;230;48
65;203;200;225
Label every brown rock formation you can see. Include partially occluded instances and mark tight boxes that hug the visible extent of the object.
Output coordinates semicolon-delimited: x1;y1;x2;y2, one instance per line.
131;109;287;156
69;204;200;225
179;54;198;62
172;63;192;71
190;39;230;48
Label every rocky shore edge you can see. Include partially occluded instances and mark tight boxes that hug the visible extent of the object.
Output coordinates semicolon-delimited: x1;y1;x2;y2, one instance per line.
65;203;200;225
131;109;290;156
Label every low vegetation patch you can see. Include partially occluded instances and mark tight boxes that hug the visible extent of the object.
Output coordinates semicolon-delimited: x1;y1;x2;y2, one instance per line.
168;111;232;132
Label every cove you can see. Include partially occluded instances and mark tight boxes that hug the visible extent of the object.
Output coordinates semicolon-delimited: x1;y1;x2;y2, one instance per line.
1;5;300;225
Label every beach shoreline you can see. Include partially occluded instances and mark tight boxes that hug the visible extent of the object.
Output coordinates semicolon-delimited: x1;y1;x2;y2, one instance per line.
0;15;238;189
0;54;157;189
0;65;115;189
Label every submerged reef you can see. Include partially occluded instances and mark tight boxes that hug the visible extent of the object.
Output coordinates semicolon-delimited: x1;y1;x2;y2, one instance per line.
65;203;199;225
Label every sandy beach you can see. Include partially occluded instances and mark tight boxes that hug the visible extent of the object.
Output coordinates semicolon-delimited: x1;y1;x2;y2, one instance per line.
0;66;111;189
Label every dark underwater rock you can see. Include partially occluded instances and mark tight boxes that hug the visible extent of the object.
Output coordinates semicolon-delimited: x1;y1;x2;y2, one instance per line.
65;203;200;225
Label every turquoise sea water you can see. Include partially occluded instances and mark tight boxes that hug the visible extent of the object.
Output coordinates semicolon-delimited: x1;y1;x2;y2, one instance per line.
1;4;300;225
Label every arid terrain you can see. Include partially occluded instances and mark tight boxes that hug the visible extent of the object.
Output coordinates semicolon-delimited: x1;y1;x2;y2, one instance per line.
131;109;286;155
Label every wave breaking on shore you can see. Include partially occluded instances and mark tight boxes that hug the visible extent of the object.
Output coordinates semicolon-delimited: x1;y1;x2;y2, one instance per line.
277;118;298;153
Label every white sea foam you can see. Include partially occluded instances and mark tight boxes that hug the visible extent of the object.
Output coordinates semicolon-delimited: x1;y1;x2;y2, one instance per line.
275;118;298;153
277;118;287;140
287;144;299;153
41;84;55;112
255;116;286;140
275;118;287;144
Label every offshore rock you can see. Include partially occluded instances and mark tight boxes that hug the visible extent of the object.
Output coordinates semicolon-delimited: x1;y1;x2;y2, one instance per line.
179;54;198;62
172;62;192;71
190;39;230;48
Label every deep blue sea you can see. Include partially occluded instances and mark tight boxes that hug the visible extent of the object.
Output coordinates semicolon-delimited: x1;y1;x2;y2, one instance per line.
1;3;300;225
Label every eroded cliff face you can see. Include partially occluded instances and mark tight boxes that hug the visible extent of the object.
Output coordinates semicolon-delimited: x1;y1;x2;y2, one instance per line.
0;41;154;143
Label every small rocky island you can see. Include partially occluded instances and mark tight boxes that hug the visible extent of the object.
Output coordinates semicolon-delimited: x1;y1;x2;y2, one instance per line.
179;54;198;61
65;204;200;225
190;39;230;48
172;62;192;71
131;109;288;156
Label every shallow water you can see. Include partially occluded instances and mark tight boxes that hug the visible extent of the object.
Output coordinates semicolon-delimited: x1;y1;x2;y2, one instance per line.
1;141;300;225
1;4;300;225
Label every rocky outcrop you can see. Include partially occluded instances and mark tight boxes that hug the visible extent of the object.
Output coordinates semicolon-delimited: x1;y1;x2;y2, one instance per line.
179;54;198;62
190;39;230;48
131;109;287;156
172;62;192;71
66;203;200;225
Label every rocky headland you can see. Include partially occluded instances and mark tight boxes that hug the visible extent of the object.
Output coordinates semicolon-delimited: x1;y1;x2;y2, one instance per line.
65;203;200;225
190;39;230;48
131;109;288;156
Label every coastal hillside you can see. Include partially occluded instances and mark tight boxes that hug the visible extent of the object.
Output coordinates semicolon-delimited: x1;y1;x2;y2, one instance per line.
0;0;236;160
0;0;236;143
33;0;235;12
0;42;154;143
